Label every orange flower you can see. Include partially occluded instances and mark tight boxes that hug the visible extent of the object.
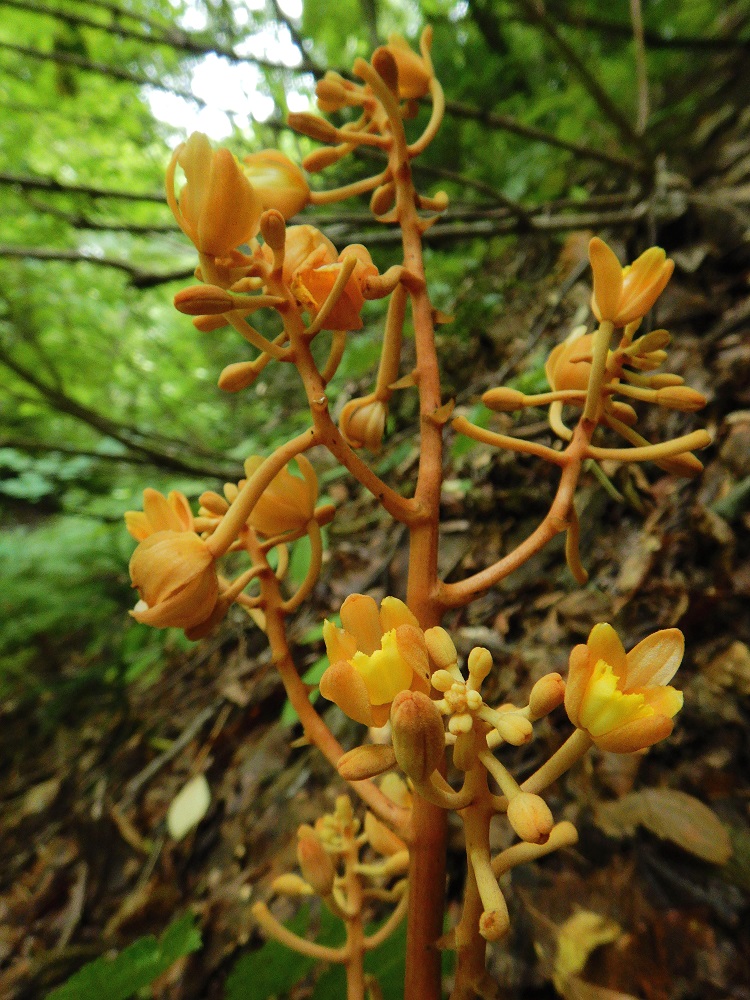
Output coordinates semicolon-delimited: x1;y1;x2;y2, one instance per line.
589;237;674;327
385;34;432;100
125;488;194;541
319;595;429;727
293;244;378;331
545;330;594;393
129;531;219;630
242;150;310;219
565;623;684;753
166;132;262;255
241;455;318;537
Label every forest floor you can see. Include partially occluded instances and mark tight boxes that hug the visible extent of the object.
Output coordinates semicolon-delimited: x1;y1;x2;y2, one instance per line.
1;224;750;1000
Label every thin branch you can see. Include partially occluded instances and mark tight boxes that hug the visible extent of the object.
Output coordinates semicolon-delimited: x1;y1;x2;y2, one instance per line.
0;39;204;104
26;199;178;235
512;0;652;163
443;97;645;175
0;170;166;203
0;246;191;288
629;0;649;134
0;0;322;75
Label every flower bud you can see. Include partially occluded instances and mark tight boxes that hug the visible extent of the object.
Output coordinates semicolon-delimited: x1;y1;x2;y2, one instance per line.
173;284;235;316
129;530;219;630
655;386;707;412
479;908;509;942
468;647;493;686
507;792;554;844
391;690;445;783
371;46;399;95
288;112;340;144
424;627;458;670
272;873;314;896
297;827;335;896
243;150;309;219
218;360;262;393
482;387;527;412
370;182;396;216
364;811;407;856
493;710;533;746
529;672;565;719
339;396;388;451
337;744;396;781
384;34;432;99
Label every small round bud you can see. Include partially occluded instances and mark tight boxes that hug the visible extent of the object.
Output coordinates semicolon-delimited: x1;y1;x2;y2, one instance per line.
467;647;493;685
391;690;446;783
370;182;396;216
507;792;554;844
479;908;509;942
425;627;458;670
529;672;565;719
494;711;533;746
288;112;340;144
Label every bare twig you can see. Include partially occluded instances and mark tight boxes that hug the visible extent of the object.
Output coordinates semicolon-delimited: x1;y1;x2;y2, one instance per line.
0;170;166;203
0;245;191;288
629;0;649;134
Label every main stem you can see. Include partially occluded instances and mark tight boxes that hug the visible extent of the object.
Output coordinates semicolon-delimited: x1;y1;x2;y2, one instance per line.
389;108;448;1000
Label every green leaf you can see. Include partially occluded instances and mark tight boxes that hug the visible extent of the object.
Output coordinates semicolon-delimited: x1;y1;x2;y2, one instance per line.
225;906;315;1000
47;912;201;1000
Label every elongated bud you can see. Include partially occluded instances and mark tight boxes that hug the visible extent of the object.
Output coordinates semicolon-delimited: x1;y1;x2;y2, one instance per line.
174;284;235;316
315;76;351;113
193;314;228;332
302;146;350;172
391;690;445;783
272;873;314;896
337;743;396;781
468;647;493;686
529;672;565;719
297;827;335;896
632;329;671;353
260;209;287;254
655;386;707;412
371;47;400;94
507;792;554;844
370;182;396;216
494;710;533;746
646;373;684;388
425;626;458;670
218;360;262;393
364;811;407;856
482;387;527;412
288;112;340;144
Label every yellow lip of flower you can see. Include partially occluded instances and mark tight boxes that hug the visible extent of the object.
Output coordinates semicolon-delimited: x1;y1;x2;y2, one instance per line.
565;622;684;753
166;132;263;256
384;34;432;100
242;149;310;220
125;488;194;541
319;595;429;727
339;394;388;451
589;237;674;328
240;455;318;537
129;529;219;630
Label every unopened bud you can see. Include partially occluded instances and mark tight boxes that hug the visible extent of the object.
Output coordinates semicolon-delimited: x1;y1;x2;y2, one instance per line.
479;908;509;942
467;647;492;685
218;360;261;393
260;209;287;253
297;827;335;896
193;314;229;332
658;451;704;478
482;387;527;412
337;743;396;781
494;710;533;746
315;76;351;113
302;146;350;173
364;812;407;856
288;112;340;144
647;373;684;389
608;400;638;425
633;329;671;353
507;792;554;844
174;284;235;316
425;627;458;670
655;386;707;412
272;873;314;896
391;690;445;783
371;47;400;94
529;672;565;719
370;182;396;216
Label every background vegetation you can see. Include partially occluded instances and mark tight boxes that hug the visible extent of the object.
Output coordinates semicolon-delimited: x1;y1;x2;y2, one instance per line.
1;1;749;997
